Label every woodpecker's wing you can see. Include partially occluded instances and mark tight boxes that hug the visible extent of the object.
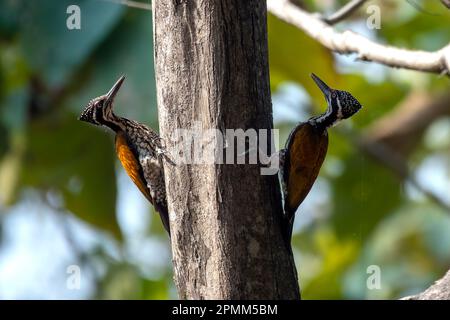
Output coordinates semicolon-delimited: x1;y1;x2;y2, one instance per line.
284;122;328;219
115;131;170;235
128;119;175;165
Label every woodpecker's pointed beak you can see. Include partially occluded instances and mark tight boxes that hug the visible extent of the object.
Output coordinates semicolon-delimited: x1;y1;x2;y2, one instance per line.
311;73;331;99
105;75;125;105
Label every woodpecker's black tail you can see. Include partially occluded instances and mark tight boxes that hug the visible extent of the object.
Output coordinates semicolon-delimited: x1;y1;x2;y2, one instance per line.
155;203;171;237
281;207;295;250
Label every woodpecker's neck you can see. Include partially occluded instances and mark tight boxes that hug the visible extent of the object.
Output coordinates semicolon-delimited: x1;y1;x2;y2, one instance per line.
308;102;340;132
97;107;124;132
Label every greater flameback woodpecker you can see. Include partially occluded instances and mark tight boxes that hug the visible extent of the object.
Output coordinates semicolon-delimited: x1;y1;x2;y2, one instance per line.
79;76;172;235
280;73;362;242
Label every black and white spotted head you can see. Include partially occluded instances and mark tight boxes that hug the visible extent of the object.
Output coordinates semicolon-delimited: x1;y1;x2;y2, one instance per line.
310;73;362;128
79;75;125;131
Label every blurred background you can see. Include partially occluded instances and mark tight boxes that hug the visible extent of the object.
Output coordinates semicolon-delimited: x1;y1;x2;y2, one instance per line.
0;0;448;299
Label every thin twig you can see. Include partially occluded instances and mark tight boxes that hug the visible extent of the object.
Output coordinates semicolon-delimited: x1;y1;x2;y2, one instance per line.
406;0;440;16
97;0;152;11
322;0;368;25
441;0;450;9
365;91;450;158
267;0;450;75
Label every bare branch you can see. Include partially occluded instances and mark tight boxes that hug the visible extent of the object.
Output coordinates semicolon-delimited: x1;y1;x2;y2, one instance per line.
337;124;450;212
366;91;450;158
442;0;450;9
354;91;450;212
267;0;450;75
97;0;152;11
337;90;450;213
406;0;441;16
353;134;450;212
322;0;368;25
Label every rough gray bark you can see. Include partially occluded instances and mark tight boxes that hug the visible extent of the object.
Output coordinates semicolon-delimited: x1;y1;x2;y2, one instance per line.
402;270;450;300
152;0;300;299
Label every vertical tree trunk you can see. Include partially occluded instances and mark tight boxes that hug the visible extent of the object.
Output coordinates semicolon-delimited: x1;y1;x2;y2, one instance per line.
153;0;300;299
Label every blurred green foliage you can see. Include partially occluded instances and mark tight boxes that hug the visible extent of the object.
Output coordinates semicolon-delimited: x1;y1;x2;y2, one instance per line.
269;0;450;300
0;0;165;298
0;0;449;299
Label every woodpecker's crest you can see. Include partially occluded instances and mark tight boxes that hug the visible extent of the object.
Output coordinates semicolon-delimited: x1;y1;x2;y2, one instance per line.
309;73;362;129
79;75;125;130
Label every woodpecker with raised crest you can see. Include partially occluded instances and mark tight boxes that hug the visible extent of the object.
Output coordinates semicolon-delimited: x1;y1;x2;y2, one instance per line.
79;76;172;235
280;73;362;242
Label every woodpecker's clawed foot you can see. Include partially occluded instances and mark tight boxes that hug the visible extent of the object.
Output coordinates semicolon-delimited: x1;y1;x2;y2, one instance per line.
162;153;176;166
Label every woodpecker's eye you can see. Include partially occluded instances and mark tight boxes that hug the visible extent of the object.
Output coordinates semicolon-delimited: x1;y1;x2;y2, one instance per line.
332;92;337;98
94;100;103;108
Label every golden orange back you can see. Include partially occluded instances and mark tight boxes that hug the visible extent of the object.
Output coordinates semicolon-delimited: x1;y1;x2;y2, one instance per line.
115;131;154;204
285;123;328;215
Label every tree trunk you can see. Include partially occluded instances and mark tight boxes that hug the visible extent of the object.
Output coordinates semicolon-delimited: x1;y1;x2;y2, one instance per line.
152;0;300;299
